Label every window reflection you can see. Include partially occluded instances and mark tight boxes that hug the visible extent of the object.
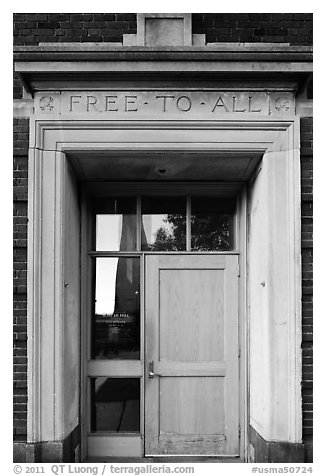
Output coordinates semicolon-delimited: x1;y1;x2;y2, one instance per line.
93;258;140;360
94;197;137;251
141;196;186;251
90;378;140;432
191;197;235;251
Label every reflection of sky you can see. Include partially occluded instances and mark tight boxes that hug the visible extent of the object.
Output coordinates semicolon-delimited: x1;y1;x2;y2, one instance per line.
95;258;118;315
97;213;175;250
94;214;174;315
143;214;174;244
96;215;122;251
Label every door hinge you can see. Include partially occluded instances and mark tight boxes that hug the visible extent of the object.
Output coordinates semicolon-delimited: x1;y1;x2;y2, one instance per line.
238;347;241;359
239;425;241;439
238;264;240;277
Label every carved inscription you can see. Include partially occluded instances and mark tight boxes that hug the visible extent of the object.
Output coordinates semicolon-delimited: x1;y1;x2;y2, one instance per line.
35;91;295;116
70;94;140;112
66;92;269;114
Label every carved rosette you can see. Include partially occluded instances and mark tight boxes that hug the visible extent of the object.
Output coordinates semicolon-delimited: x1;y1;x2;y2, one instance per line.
39;96;54;111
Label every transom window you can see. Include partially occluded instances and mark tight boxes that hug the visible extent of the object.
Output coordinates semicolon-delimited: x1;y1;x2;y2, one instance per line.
92;195;235;252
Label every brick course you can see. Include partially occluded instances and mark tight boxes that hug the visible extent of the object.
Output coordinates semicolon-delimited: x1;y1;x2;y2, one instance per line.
300;117;313;442
13;118;29;442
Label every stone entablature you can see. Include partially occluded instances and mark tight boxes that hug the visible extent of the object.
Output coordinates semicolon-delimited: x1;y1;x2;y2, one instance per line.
34;90;295;117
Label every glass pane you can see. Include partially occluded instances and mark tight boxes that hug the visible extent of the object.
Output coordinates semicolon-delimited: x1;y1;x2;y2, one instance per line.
191;197;235;251
141;196;186;251
90;378;140;432
93;258;140;359
94;197;137;251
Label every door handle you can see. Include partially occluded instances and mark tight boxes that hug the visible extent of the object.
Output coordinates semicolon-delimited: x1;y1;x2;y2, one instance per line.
148;361;155;378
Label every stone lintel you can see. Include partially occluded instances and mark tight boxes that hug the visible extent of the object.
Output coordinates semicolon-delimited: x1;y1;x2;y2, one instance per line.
32;90;296;118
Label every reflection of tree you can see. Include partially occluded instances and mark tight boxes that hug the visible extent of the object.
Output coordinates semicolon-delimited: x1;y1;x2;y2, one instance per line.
191;214;231;251
148;214;186;251
148;213;232;251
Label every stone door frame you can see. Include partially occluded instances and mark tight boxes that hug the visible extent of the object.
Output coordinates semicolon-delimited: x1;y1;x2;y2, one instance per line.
26;117;302;461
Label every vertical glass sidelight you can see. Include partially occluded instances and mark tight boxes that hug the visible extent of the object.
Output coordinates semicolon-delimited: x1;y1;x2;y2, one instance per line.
92;257;140;359
90;378;140;432
191;196;235;251
141;196;186;251
94;197;137;251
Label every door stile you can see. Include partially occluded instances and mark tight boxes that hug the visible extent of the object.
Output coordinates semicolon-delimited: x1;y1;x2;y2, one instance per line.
80;194;93;461
144;255;160;455
237;186;248;461
224;255;240;455
140;252;145;452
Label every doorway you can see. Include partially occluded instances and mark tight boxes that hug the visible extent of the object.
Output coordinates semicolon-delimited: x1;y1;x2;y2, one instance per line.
26;118;302;463
83;189;243;459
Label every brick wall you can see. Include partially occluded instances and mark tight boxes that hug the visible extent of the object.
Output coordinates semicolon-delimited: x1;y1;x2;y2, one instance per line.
192;13;313;44
13;13;313;47
13;118;29;442
13;13;137;45
300;118;313;450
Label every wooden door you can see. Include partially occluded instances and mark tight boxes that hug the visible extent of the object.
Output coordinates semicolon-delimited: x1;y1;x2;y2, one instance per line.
145;254;239;456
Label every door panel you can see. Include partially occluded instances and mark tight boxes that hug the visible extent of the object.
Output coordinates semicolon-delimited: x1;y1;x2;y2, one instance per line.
160;377;225;433
145;254;239;456
160;269;225;361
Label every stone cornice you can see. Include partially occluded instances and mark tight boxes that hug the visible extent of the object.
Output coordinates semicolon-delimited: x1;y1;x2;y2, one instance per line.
14;44;313;95
14;44;313;62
